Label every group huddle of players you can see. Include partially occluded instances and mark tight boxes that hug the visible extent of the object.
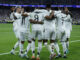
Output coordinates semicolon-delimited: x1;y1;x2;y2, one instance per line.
10;4;72;60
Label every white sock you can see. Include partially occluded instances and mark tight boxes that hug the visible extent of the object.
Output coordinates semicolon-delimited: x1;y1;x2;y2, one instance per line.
31;41;35;56
49;43;54;54
61;42;67;55
54;42;60;55
19;42;24;54
13;41;19;50
37;42;42;57
25;43;31;55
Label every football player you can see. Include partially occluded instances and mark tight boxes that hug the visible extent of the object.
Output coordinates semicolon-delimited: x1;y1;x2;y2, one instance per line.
63;7;72;53
29;7;45;60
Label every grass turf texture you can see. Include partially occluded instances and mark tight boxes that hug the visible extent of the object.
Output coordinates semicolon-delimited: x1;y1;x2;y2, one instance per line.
0;24;80;60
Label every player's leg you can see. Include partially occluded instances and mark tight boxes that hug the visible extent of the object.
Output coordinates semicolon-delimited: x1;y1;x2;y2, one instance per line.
24;40;31;58
54;41;61;58
24;32;32;58
43;29;49;48
54;31;61;58
11;30;20;55
36;40;42;60
66;30;71;49
19;32;25;57
36;31;43;60
61;33;67;58
65;30;71;54
49;40;56;60
49;32;56;60
19;41;24;57
11;39;20;55
31;30;36;59
31;39;35;59
66;38;69;49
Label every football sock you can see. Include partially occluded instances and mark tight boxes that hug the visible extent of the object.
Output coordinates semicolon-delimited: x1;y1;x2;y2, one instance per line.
31;41;35;56
61;42;67;55
49;43;54;54
19;42;23;54
24;43;31;55
37;42;42;57
54;42;61;55
12;41;19;51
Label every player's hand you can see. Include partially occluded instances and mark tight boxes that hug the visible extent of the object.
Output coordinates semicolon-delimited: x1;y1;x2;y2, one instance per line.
22;13;28;17
38;21;44;24
30;19;35;23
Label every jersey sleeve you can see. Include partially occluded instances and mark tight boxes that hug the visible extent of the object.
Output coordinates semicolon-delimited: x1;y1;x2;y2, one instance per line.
64;14;72;22
10;13;14;20
54;11;61;17
14;13;22;19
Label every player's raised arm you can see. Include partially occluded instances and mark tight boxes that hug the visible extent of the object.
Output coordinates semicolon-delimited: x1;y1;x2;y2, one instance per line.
22;13;28;17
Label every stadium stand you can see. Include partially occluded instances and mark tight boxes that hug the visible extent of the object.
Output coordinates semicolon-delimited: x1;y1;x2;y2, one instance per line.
0;0;80;5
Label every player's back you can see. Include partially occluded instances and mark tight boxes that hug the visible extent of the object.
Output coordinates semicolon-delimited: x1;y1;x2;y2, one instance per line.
30;9;45;30
31;11;44;22
56;12;66;29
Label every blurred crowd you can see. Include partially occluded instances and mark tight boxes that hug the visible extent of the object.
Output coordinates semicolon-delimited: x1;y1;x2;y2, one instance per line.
0;9;10;21
0;0;80;5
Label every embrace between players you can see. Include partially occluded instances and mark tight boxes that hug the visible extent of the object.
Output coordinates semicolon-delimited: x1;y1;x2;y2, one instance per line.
10;4;72;60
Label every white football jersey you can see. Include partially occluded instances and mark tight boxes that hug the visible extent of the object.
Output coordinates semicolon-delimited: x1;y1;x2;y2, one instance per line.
56;12;66;28
43;9;53;26
13;12;22;32
25;12;31;30
10;12;15;21
63;14;72;31
30;10;45;23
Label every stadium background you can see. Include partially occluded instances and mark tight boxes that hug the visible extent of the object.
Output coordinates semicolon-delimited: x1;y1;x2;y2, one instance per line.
0;0;80;60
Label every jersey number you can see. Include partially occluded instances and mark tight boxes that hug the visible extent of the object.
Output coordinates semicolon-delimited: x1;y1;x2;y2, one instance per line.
34;14;39;21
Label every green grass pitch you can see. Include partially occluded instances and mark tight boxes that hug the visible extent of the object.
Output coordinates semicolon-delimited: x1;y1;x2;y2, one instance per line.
0;24;80;60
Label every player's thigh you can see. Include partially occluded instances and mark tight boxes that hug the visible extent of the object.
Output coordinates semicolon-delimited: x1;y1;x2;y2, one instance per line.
45;29;50;40
26;32;32;41
66;30;71;38
56;30;62;39
20;32;26;41
32;29;37;40
37;30;43;40
51;31;56;40
60;33;67;42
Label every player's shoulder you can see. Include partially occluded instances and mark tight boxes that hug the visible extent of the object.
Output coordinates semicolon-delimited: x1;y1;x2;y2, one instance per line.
54;10;61;14
14;12;20;16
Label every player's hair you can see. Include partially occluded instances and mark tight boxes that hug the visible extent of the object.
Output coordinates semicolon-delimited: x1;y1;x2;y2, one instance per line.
46;4;51;8
25;7;31;12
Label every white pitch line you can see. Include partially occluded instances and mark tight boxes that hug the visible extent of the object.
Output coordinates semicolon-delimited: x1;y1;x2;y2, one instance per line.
0;40;80;56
